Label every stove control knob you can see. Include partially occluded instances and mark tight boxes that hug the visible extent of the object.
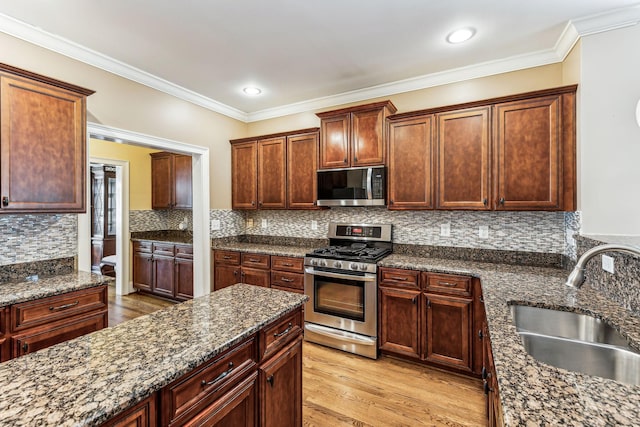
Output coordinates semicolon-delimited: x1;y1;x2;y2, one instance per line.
310;259;317;266
319;260;328;267
334;261;342;269
359;263;369;271
349;263;359;270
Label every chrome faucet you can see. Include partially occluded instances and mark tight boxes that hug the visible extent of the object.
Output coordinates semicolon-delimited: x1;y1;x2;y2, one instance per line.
566;243;640;288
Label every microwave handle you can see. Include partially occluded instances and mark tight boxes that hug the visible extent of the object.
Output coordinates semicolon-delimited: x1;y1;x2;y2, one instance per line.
366;167;373;200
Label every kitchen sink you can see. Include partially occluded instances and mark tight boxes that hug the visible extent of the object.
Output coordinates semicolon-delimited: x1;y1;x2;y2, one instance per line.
510;304;640;385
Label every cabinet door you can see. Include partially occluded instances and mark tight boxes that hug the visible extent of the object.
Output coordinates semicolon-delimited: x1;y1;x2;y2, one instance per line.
0;307;8;363
231;141;258;209
378;286;421;359
174;154;193;209
319;114;350;169
287;132;319;209
153;255;175;298
257;137;286;209
175;258;194;301
241;268;271;288
388;116;434;209
437;107;491;209
133;252;153;292
101;394;157;427
151;152;173;209
260;336;302;427
214;264;241;291
494;95;561;210
425;293;472;372
352;108;385;166
0;75;86;212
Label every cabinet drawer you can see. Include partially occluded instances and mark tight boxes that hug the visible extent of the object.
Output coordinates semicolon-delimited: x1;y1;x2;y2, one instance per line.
379;268;420;290
133;240;152;253
271;256;304;273
162;336;257;426
11;286;107;332
270;285;304;295
176;244;193;259
214;250;241;265
241;253;270;270
424;273;472;297
259;308;303;361
12;312;107;357
153;242;175;256
270;271;304;291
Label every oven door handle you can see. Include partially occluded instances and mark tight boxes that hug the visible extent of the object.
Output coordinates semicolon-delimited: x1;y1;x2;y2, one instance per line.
305;323;377;346
304;267;377;282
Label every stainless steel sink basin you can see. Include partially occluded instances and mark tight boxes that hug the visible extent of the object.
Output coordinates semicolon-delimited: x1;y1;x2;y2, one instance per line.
510;304;629;347
510;304;640;385
519;332;640;385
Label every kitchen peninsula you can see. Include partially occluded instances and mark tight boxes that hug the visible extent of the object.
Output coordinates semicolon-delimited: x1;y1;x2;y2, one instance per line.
0;284;307;426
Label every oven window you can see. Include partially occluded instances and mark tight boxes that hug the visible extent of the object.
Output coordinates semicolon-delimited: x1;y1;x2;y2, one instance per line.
314;276;365;322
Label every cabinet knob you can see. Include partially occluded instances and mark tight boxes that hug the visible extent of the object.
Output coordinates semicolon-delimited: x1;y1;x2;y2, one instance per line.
258;201;263;207
251;201;255;206
354;157;358;162
1;197;8;207
483;198;488;206
411;296;417;305
389;200;394;205
266;375;274;387
343;158;348;164
22;342;28;353
499;197;505;205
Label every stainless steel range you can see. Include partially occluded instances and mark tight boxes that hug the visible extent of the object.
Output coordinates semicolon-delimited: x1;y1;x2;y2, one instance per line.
304;223;392;359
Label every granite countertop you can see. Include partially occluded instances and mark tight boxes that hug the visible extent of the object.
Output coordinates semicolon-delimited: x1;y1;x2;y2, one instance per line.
0;271;109;308
212;241;315;258
0;284;307;426
381;254;640;426
131;230;193;244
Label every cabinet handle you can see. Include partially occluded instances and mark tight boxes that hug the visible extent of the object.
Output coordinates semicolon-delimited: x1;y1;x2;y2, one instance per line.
274;322;293;338
22;342;28;353
483;381;493;395
248;258;260;263
481;366;488;380
49;301;79;311
1;196;8;207
266;375;274;387
390;276;407;281
282;263;294;267
411;296;417;304
223;256;233;260
483;198;488;206
499;197;505;205
389;200;394;205
259;201;263;207
343;158;348;164
280;277;294;283
427;299;431;309
234;270;238;276
201;362;234;386
251;201;255;206
437;281;457;287
478;329;484;340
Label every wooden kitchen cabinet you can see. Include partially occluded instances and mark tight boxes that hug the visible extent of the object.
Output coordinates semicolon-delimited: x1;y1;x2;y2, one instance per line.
132;240;193;301
102;393;157;427
151;152;192;210
0;307;9;362
424;293;472;371
133;241;153;292
436;106;491;210
0;64;94;213
259;335;303;427
287;131;320;209
241;253;271;288
483;321;503;426
317;101;397;169
379;286;421;359
231;128;320;210
213;250;270;290
175;245;194;301
271;256;304;294
387;115;435;209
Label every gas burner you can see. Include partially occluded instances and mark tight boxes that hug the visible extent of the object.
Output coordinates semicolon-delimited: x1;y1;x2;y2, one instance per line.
307;223;393;265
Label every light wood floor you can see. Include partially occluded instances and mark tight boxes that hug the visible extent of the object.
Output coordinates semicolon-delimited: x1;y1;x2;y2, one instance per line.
107;288;486;426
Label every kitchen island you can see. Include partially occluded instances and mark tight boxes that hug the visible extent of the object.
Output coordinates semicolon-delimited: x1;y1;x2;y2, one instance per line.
380;254;640;426
0;284;307;426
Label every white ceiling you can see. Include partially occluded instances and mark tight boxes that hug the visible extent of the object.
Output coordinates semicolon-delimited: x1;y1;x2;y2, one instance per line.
0;0;639;122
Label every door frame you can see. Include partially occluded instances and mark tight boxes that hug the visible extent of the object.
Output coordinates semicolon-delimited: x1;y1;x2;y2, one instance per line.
78;122;211;297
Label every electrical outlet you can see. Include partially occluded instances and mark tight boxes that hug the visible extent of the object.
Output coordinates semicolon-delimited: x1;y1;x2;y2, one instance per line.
311;220;318;230
211;219;221;230
440;223;451;237
261;219;268;229
246;218;254;227
479;225;489;239
602;255;615;274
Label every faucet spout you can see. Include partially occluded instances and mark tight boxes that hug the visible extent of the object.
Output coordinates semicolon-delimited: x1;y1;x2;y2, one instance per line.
566;243;640;288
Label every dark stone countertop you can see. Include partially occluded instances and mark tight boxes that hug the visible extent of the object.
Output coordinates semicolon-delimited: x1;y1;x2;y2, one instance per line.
131;230;193;244
0;284;307;426
380;254;640;426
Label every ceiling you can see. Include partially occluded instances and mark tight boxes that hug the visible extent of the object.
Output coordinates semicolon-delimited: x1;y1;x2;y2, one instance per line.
0;1;639;121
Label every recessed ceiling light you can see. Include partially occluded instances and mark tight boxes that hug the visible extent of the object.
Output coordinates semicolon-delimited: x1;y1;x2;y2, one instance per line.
446;27;476;44
243;86;262;96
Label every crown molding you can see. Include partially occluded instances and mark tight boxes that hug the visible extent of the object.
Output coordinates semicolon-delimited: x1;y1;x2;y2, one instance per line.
0;13;248;122
2;5;639;124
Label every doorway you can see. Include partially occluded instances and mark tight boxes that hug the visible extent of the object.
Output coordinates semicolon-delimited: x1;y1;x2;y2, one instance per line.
89;162;117;275
78;122;211;297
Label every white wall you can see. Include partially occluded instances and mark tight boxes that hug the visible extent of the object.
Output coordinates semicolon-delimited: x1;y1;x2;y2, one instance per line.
579;24;640;235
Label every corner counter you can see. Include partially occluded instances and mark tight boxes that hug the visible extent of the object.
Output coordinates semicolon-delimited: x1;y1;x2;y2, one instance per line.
380;254;640;426
0;284;307;426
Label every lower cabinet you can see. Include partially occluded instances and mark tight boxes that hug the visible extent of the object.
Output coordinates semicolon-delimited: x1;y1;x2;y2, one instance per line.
132;240;193;301
483;321;504;426
102;393;157;427
0;307;8;363
379;267;480;375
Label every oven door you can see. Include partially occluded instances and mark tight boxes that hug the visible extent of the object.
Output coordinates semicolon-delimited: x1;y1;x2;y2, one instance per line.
304;267;377;337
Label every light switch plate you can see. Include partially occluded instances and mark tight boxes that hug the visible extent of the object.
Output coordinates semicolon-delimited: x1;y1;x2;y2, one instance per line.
440;223;451;237
311;220;318;230
602;255;615;273
211;219;221;230
261;219;268;229
479;225;489;239
246;218;254;228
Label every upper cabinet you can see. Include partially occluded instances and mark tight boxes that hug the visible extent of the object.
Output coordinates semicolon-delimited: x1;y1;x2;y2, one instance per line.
0;63;94;213
231;128;320;210
387;85;577;211
151;152;192;209
317;101;397;169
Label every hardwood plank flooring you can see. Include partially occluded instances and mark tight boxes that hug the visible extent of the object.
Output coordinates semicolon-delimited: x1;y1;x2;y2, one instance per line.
106;288;486;426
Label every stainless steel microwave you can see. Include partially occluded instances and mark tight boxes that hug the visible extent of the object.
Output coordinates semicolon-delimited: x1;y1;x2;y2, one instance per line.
316;166;386;207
